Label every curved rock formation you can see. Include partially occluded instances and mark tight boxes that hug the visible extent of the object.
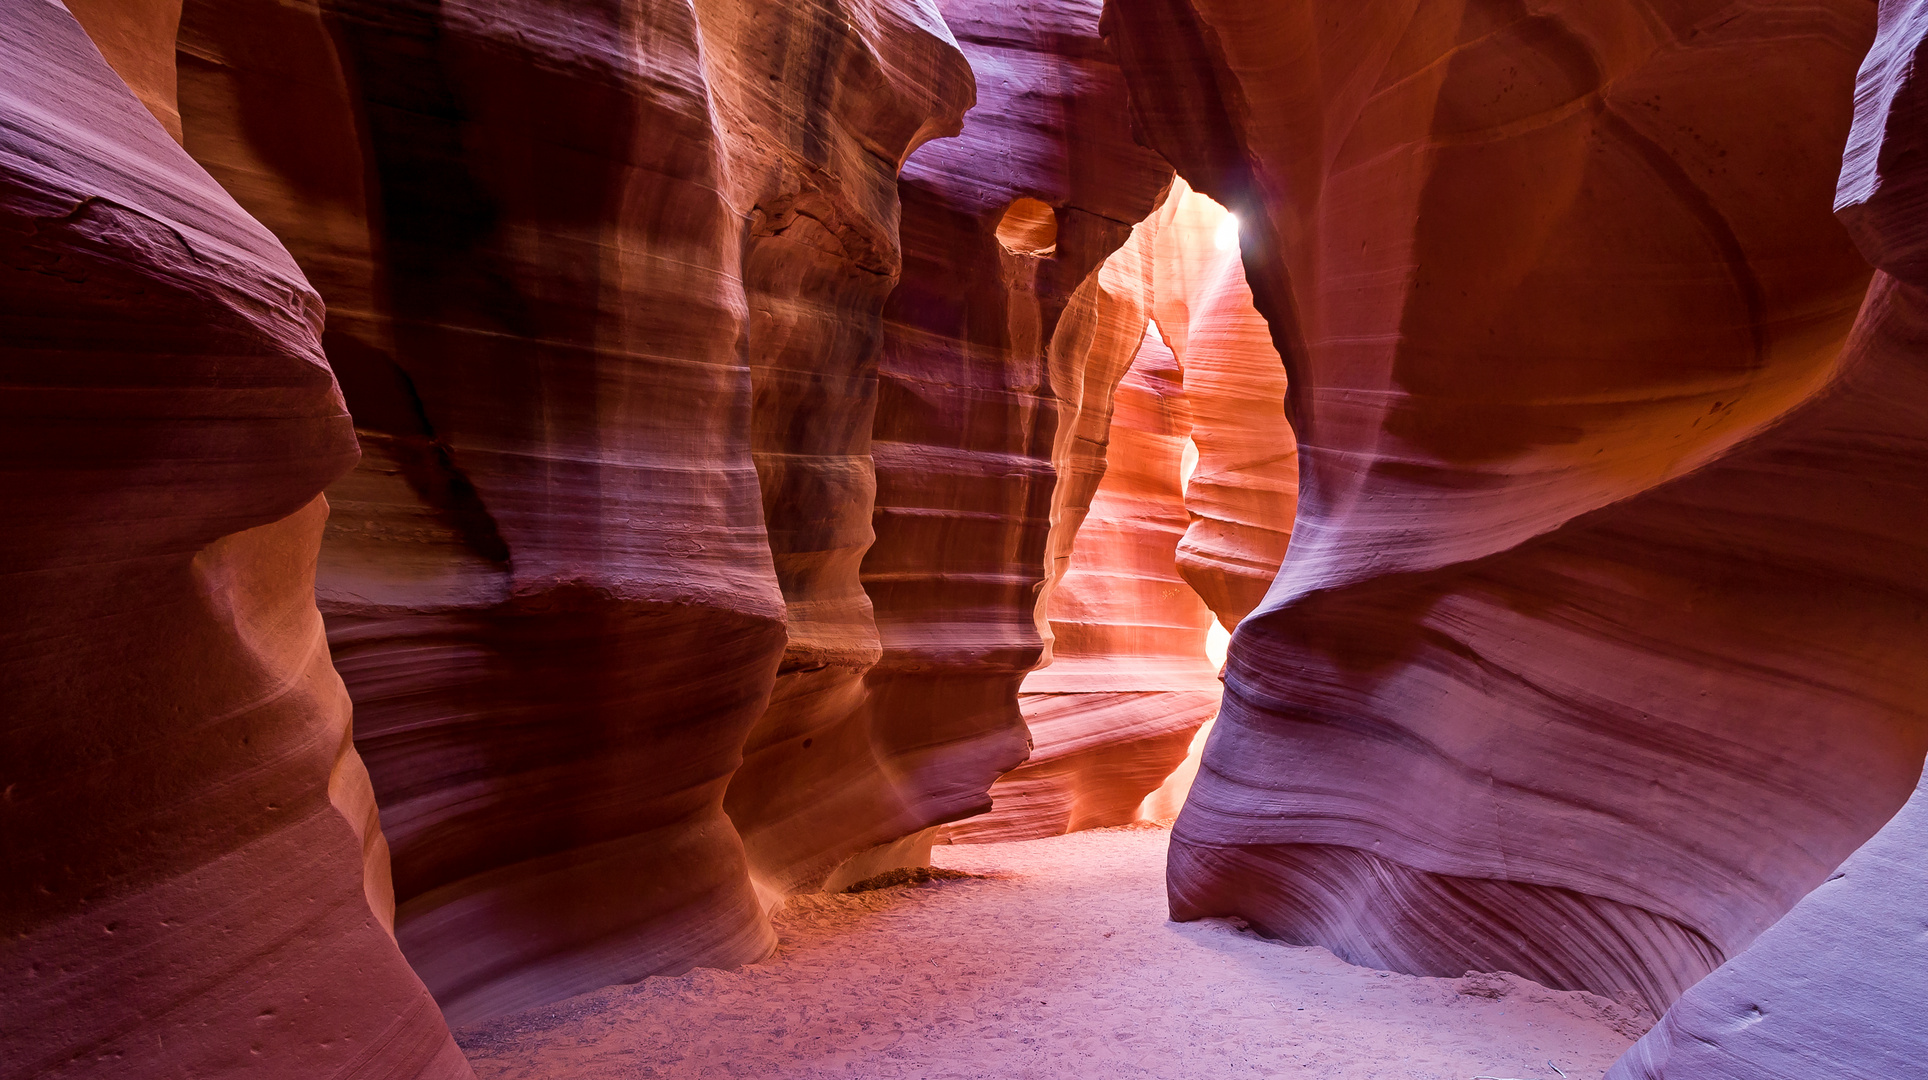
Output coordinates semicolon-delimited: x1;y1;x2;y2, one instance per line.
168;0;1170;1022
948;324;1220;843
945;179;1294;845
172;0;972;1024
736;0;1173;880
1612;5;1928;1070
1608;766;1928;1079
1148;182;1296;627
1109;0;1928;1014
0;2;468;1075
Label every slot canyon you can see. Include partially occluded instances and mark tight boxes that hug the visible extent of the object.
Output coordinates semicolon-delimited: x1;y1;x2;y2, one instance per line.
3;0;1925;1076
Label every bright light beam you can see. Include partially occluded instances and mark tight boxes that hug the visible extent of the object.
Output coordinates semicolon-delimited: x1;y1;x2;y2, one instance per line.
1214;212;1240;252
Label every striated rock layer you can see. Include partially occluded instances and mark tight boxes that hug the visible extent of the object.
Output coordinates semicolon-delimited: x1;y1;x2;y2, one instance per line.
738;0;1175;881
1110;0;1928;1015
169;0;1170;1023
945;178;1295;845
0;2;469;1076
1611;4;1928;1072
173;0;974;1024
1609;766;1928;1078
1148;182;1296;627
949;324;1220;843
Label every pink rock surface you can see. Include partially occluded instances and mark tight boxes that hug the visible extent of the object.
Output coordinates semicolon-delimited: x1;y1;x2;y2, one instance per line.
0;2;467;1075
1108;0;1928;1015
1613;4;1928;1071
950;326;1220;843
172;0;973;1024
1609;767;1928;1079
805;0;1173;867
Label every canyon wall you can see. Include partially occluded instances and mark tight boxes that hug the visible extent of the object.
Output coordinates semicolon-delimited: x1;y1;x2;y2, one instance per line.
0;1;469;1075
1108;0;1928;1016
1611;3;1928;1071
947;179;1296;843
1149;183;1296;627
165;0;1169;1026
172;0;977;1025
726;0;1173;896
949;322;1220;843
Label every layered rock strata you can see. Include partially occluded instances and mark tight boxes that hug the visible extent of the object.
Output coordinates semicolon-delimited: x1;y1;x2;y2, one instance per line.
168;0;1168;1024
1612;4;1928;1070
0;2;468;1075
172;0;976;1024
1148;182;1296;627
1108;0;1928;1014
1608;765;1928;1078
740;0;1174;876
944;178;1296;844
948;325;1220;843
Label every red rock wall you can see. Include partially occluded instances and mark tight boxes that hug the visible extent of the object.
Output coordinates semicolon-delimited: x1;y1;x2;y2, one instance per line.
776;0;1173;870
944;177;1299;845
1148;182;1296;627
171;0;977;1024
949;323;1220;843
1611;5;1928;1070
162;0;1168;1026
0;1;469;1075
1108;0;1928;1014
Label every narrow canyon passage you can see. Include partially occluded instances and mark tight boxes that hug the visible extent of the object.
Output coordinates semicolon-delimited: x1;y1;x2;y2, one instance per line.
457;827;1638;1080
11;1;1928;1077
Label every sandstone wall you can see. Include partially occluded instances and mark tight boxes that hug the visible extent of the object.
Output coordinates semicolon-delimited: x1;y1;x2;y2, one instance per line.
1149;182;1296;627
159;0;1172;1026
167;0;985;1024
770;0;1174;872
949;323;1220;843
0;0;468;1074
1107;0;1928;1015
1611;3;1928;1070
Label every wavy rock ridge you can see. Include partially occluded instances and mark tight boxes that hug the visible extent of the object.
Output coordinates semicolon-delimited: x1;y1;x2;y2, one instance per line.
1612;2;1928;1070
8;0;1180;1062
0;0;468;1074
169;0;1170;1029
948;178;1298;843
1107;0;1928;1017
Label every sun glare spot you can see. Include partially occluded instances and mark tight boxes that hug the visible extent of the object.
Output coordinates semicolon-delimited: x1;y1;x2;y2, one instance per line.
1214;212;1240;252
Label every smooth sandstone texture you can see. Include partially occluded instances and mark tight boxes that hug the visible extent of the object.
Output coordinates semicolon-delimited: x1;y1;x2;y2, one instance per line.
168;0;1173;1025
804;0;1173;865
0;2;469;1076
1611;4;1928;1072
1608;768;1928;1079
1148;182;1296;628
950;325;1220;843
171;0;972;1025
946;179;1295;845
725;0;1174;893
1108;0;1928;1015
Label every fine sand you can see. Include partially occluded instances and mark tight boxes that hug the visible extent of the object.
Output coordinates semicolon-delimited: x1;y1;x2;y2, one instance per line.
458;826;1641;1079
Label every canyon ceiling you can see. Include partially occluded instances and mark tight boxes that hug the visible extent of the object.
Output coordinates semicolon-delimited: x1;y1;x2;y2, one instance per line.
3;0;1924;1078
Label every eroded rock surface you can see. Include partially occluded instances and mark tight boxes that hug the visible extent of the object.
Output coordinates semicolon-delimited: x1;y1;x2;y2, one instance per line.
949;325;1219;843
1611;4;1928;1071
164;0;1171;1025
171;0;980;1025
0;2;468;1074
1108;0;1928;1015
1149;183;1296;627
760;0;1174;869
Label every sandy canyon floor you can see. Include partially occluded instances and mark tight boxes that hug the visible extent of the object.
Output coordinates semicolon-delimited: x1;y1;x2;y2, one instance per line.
458;826;1641;1079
